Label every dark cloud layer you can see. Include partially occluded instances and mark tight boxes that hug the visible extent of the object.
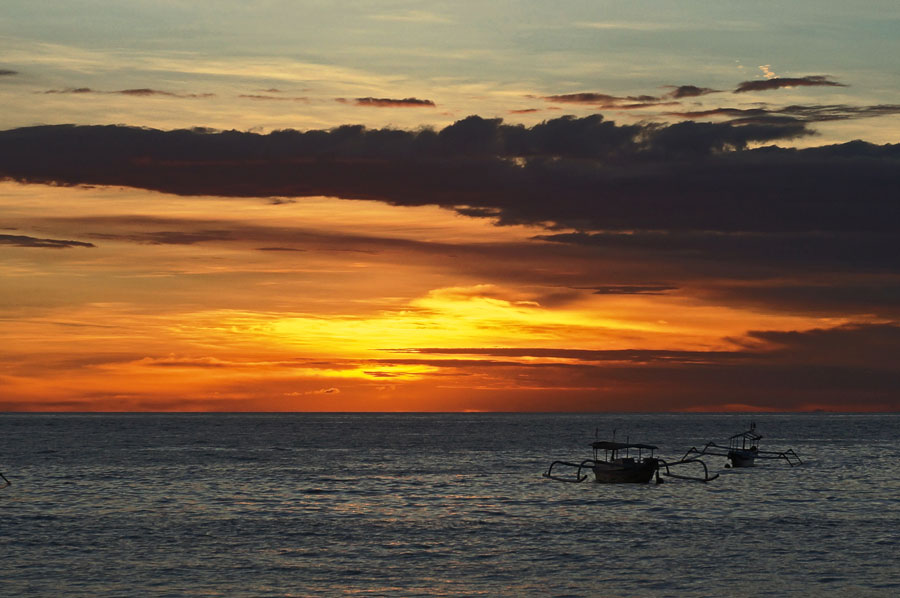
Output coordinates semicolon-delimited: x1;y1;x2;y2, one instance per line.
670;104;900;124
0;233;95;248
385;324;900;409
0;69;18;76
0;116;894;238
0;111;895;324
0;117;897;314
734;76;847;93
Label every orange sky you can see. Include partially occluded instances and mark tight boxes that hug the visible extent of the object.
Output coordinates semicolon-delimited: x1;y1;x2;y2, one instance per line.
3;180;894;412
1;3;898;411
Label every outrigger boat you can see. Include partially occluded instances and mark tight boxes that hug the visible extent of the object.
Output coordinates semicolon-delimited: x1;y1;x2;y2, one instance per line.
681;423;802;467
544;436;719;484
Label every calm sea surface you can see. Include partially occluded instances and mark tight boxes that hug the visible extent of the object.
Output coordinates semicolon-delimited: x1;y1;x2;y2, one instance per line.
1;413;898;597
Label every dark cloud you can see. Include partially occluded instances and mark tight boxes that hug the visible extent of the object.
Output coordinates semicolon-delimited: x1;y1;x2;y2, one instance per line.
543;92;677;110
0;118;894;248
42;88;214;98
392;347;751;364
342;97;436;107
545;92;624;105
43;87;94;94
381;324;900;410
544;84;718;108
780;104;900;121
665;85;720;98
589;285;678;295
740;323;900;369
695;282;900;318
0;69;18;76
536;230;900;273
119;88;214;98
734;76;847;93
0;116;896;240
0;233;95;248
670;104;900;124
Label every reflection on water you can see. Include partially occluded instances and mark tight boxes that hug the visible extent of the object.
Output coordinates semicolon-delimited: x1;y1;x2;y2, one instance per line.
2;413;899;596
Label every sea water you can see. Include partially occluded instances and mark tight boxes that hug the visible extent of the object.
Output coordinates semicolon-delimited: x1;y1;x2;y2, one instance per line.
1;413;898;597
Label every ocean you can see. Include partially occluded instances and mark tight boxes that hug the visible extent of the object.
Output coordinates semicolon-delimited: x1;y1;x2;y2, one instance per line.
1;413;898;597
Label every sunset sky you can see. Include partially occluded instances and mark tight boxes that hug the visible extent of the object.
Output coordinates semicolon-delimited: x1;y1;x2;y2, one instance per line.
1;1;898;411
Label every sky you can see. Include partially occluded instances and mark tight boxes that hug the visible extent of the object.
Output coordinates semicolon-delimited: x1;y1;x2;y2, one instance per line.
1;1;898;412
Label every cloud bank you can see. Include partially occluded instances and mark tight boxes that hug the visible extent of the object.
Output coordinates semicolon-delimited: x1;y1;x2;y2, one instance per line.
0;116;895;239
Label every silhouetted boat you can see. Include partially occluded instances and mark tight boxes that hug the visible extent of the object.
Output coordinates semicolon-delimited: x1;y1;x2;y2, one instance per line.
544;435;718;484
588;441;661;483
682;423;802;467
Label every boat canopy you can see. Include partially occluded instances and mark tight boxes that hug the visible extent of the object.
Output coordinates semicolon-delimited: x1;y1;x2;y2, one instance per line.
591;441;658;451
729;429;762;442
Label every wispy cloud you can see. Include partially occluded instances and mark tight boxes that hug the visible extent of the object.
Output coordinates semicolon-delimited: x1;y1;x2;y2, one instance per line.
575;21;686;32
239;94;308;102
734;75;847;93
543;92;673;110
369;10;452;24
42;87;214;98
669;103;900;123
544;84;719;109
590;285;678;295
0;233;95;249
338;97;436;107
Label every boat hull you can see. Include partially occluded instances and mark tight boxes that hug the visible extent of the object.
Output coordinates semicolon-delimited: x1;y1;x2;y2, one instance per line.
728;449;757;467
592;458;658;483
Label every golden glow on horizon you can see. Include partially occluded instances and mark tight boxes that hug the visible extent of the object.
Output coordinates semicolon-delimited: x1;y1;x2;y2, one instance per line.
0;182;888;411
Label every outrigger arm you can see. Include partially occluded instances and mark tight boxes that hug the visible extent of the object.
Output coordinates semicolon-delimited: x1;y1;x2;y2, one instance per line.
657;457;719;482
543;456;718;483
682;443;802;467
543;459;595;483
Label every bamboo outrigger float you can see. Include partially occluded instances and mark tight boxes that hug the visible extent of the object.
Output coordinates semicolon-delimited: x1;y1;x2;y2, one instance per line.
544;437;719;484
681;423;802;467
